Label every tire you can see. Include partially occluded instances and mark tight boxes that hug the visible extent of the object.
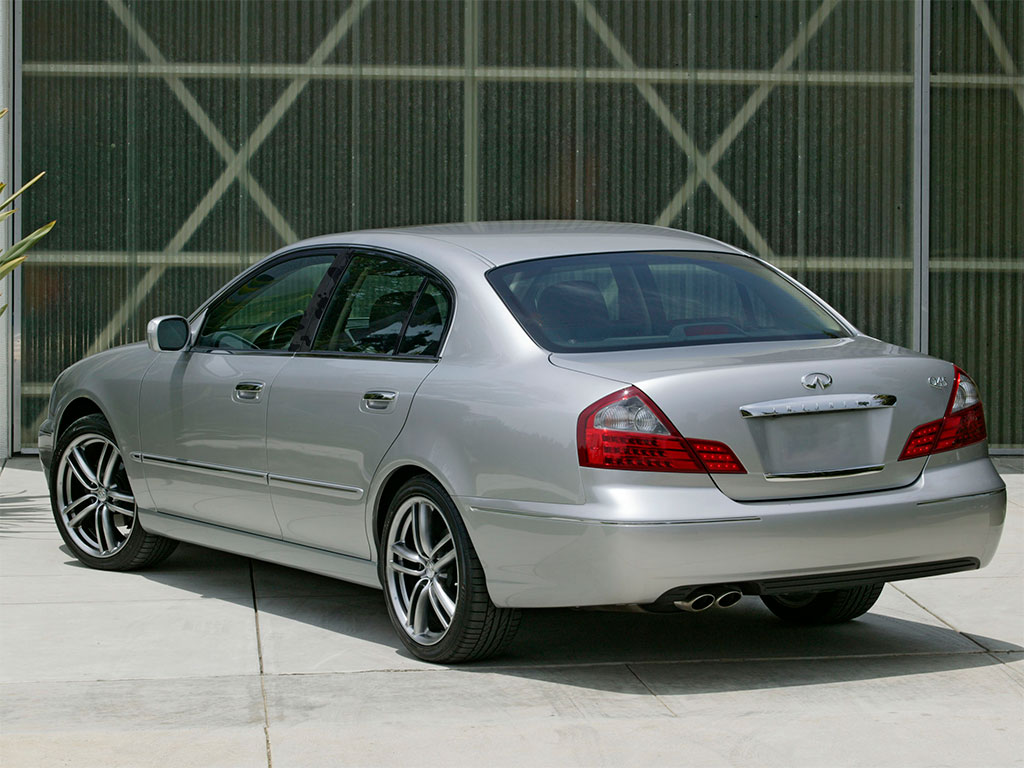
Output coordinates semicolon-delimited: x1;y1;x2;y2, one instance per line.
50;414;178;570
760;583;884;625
379;475;521;663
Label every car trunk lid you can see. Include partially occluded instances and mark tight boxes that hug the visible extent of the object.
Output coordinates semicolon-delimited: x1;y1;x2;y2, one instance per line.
550;336;953;500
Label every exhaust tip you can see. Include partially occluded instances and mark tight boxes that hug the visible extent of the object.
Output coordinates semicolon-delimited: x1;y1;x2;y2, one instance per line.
674;593;715;612
716;590;743;608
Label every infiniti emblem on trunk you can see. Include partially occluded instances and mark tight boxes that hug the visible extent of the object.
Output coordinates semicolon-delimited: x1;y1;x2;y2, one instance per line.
801;372;833;390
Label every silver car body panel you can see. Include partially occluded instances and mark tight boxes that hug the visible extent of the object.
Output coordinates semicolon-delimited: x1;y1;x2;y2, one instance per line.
459;457;1005;607
39;222;1006;608
267;355;437;559
138;350;288;537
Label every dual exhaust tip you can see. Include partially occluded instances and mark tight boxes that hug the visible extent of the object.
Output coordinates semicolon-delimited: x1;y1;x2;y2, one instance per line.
673;585;743;612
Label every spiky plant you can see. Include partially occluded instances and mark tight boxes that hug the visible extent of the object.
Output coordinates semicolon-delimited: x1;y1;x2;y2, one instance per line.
1;107;55;315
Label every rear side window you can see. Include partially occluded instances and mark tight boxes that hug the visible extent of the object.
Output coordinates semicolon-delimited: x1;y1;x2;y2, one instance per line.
313;252;450;357
487;251;848;353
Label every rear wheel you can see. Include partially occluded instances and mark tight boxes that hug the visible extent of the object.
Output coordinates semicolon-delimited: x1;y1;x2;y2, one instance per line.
50;414;177;570
379;475;521;663
760;583;884;624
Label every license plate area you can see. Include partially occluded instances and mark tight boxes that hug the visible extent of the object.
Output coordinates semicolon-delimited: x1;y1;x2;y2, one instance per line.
748;409;893;477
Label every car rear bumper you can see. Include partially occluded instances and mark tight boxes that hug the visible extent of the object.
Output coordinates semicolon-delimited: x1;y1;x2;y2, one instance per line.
457;457;1006;608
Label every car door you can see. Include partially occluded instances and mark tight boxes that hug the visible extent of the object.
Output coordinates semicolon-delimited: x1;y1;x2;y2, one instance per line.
138;249;338;536
266;249;452;558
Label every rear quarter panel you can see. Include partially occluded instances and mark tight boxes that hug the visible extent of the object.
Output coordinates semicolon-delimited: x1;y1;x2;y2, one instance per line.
371;258;625;530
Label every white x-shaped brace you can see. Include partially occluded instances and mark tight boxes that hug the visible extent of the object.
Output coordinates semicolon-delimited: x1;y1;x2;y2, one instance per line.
86;0;371;357
85;0;1020;360
577;0;841;258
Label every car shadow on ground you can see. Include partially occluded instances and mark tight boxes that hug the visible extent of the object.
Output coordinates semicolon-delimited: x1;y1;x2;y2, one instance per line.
45;539;1015;694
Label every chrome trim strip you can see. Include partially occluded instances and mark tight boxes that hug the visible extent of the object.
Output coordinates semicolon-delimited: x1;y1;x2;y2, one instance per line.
916;488;1005;506
268;473;364;498
765;464;885;481
740;393;897;418
137;452;267;483
470;507;760;526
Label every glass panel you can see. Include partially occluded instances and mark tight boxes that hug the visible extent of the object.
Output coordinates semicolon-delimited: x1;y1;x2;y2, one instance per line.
397;280;451;357
197;254;333;351
313;252;427;355
488;251;848;353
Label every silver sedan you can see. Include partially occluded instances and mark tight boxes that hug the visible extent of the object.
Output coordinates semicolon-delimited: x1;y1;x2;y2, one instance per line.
39;222;1006;663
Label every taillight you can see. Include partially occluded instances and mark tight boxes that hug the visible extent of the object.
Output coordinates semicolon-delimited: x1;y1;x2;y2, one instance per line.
577;387;745;474
899;367;987;460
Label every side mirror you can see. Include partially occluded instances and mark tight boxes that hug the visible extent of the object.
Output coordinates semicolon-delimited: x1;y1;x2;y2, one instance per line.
147;316;191;352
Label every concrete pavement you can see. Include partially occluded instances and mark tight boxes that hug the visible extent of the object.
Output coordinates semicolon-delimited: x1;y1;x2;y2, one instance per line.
2;455;1022;767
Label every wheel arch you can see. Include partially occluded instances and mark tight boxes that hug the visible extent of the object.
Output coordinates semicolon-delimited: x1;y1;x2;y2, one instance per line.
57;396;109;438
370;463;458;557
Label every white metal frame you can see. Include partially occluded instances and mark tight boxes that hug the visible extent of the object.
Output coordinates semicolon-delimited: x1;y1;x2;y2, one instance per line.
6;0;1024;453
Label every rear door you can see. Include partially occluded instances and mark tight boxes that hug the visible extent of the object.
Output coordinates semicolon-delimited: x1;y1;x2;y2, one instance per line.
139;249;337;535
266;249;452;558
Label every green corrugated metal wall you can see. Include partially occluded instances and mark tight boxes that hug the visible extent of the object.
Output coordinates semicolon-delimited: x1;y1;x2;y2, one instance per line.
17;0;1023;447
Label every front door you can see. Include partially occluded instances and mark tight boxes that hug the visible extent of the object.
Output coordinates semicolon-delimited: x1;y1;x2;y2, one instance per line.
139;250;337;535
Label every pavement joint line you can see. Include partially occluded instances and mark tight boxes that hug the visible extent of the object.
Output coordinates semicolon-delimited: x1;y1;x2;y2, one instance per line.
625;663;679;717
889;583;992;653
985;652;1024;691
249;560;274;768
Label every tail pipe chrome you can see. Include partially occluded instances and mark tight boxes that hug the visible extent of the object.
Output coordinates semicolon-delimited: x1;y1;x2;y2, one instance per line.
673;589;716;612
673;585;743;612
715;587;743;608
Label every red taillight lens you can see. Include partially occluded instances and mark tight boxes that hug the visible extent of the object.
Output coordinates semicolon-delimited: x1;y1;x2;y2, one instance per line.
899;367;987;461
689;440;746;473
577;388;745;474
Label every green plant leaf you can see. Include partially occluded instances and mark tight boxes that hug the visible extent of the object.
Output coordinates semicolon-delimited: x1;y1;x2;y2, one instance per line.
0;171;46;211
0;254;28;280
0;208;15;225
0;220;55;276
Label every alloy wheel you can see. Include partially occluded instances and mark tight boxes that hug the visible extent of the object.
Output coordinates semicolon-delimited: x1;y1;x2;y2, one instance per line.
385;495;459;646
55;434;137;558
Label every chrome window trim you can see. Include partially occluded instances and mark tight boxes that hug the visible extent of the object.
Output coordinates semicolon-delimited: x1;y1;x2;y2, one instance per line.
293;351;439;363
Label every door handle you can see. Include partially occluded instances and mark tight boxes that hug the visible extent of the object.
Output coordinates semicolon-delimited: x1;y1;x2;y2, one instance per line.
233;381;265;403
362;390;397;412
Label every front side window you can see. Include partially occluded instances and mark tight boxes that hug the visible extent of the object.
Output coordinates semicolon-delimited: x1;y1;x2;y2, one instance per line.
487;251;848;353
313;252;450;357
197;253;334;351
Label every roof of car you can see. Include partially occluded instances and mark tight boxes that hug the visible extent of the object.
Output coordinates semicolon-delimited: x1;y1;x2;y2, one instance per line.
292;221;746;267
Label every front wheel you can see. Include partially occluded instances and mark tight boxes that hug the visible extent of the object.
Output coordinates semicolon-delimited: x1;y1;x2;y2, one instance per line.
379;475;521;663
760;583;884;625
50;414;178;570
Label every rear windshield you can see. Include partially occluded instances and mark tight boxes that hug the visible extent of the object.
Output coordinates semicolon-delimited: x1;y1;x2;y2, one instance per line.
487;251;849;353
